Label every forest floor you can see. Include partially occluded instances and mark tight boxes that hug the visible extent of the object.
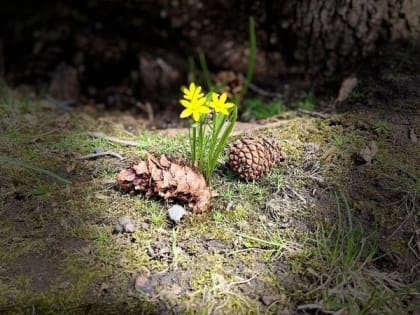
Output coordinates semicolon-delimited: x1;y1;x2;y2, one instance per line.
0;43;420;314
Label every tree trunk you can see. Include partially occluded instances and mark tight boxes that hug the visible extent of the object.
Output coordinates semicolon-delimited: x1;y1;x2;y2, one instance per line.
279;0;420;75
165;0;420;76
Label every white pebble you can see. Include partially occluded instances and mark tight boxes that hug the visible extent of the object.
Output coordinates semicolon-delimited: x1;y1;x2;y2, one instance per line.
168;205;186;223
124;223;136;233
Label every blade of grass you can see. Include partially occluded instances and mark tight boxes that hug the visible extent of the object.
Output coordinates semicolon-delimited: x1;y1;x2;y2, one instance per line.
208;106;237;178
198;50;213;91
188;56;196;82
236;16;257;107
0;156;71;184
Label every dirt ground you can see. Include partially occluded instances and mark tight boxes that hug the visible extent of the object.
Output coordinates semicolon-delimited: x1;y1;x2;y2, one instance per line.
0;32;419;315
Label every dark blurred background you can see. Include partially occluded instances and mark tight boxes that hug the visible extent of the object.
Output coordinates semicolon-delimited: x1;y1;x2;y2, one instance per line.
1;0;419;112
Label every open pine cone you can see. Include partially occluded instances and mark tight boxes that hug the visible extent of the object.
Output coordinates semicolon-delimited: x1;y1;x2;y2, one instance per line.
116;154;211;213
228;136;285;180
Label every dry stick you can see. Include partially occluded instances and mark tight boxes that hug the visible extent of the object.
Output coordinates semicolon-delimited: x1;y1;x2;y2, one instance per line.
30;127;62;143
230;120;289;137
237;73;283;99
45;95;77;110
297;108;329;119
76;151;124;160
87;131;139;146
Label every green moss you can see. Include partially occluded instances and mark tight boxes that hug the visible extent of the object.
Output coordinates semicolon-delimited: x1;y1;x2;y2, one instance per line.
0;83;417;314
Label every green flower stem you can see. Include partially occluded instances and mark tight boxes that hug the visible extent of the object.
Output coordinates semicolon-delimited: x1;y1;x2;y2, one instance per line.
180;83;239;182
237;16;256;107
206;112;227;180
197;119;206;171
208;107;237;179
198;51;213;91
189;124;197;164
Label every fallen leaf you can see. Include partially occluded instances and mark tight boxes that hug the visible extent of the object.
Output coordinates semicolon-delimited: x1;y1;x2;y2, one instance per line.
261;294;286;306
321;146;340;163
66;163;76;173
159;284;182;300
57;281;71;289
357;141;378;164
336;77;358;102
409;128;417;144
94;192;108;200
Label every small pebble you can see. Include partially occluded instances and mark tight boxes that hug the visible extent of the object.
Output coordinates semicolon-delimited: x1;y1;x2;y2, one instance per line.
124;222;136;233
114;223;124;233
140;222;150;230
168;205;186;223
134;274;153;296
119;216;133;226
93;147;104;153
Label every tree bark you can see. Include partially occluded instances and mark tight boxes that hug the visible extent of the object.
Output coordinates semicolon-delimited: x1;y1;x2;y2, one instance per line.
163;0;420;76
279;0;420;74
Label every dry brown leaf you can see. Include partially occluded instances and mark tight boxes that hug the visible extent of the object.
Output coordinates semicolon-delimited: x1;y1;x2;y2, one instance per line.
336;77;358;102
358;141;378;164
409;128;417;144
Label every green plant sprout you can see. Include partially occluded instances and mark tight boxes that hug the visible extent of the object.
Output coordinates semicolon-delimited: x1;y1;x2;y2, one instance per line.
171;227;180;268
374;120;391;134
212;210;224;223
350;90;366;102
290;94;316;111
241;98;284;121
179;83;237;183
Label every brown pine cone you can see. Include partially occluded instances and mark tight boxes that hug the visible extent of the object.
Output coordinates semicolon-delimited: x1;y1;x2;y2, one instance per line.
116;154;211;213
228;136;285;180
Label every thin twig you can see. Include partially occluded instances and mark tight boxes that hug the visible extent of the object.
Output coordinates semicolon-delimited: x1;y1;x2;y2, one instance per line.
45;95;76;111
87;131;138;147
30;127;62;143
296;304;338;314
297;108;330;119
238;73;283;99
230;120;288;136
136;101;154;123
76;151;124;160
388;193;418;239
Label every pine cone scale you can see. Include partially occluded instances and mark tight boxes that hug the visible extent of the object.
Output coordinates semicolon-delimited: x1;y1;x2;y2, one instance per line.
116;154;211;213
228;136;284;180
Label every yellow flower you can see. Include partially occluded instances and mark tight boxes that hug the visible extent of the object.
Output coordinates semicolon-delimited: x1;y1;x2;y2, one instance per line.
179;83;210;121
208;92;235;115
182;82;204;101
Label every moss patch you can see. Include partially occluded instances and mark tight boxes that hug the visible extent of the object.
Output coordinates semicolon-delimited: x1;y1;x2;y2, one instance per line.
0;84;418;314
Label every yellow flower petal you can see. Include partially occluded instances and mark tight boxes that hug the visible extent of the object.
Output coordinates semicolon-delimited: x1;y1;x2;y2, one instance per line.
208;92;235;115
192;111;201;122
199;105;211;113
180;108;192;118
225;102;234;109
182;82;204;101
180;99;190;107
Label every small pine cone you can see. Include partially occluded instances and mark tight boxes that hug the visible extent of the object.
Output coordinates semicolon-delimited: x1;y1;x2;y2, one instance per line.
228;136;285;180
116;155;211;213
